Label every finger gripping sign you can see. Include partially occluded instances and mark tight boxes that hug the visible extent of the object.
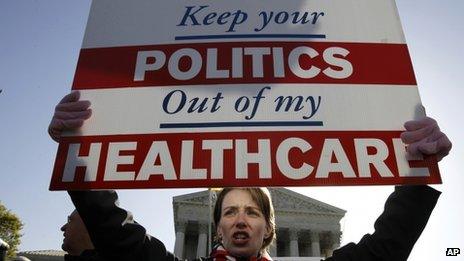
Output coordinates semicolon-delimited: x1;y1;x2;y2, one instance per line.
50;0;441;190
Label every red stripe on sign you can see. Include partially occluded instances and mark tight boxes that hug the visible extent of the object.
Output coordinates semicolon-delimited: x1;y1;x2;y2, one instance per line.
72;42;416;90
50;131;440;190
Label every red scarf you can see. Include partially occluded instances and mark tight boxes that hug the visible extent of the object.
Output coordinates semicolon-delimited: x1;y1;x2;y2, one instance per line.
210;244;272;261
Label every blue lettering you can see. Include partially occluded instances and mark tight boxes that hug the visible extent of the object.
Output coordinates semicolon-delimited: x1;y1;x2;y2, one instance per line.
177;5;209;26
308;12;325;24
163;90;186;114
187;97;208;113
177;6;248;33
227;10;248;32
245;86;270;120
255;10;325;32
274;95;322;119
303;96;321;119
254;11;273;32
275;11;289;24
235;96;250;113
217;12;232;25
291;11;311;24
163;90;224;115
203;12;217;25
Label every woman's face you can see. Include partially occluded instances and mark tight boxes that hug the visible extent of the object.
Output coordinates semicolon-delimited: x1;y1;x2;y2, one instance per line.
217;189;271;257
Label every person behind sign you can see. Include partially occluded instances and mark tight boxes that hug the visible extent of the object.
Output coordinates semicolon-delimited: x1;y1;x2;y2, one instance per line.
49;91;451;261
60;209;100;261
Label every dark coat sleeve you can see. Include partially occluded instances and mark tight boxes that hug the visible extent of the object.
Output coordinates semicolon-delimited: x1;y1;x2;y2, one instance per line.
69;190;182;261
326;185;441;261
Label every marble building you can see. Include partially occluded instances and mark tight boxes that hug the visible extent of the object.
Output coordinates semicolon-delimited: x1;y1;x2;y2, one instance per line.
173;188;346;260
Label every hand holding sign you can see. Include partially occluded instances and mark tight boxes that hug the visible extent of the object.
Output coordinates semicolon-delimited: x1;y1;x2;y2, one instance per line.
401;117;452;162
48;91;92;142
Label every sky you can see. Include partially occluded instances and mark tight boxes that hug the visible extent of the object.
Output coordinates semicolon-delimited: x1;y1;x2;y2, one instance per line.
0;1;463;260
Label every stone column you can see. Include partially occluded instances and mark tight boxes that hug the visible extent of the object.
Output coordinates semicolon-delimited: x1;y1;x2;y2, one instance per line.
269;228;278;257
289;229;299;257
196;223;208;258
310;231;321;257
174;221;187;258
327;231;341;257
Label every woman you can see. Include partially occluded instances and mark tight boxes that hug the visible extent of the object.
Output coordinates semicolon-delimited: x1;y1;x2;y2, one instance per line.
50;92;451;261
66;186;275;261
212;188;275;260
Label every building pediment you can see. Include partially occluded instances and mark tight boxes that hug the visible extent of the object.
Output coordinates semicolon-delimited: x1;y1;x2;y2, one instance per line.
173;190;211;205
270;188;345;216
173;188;345;218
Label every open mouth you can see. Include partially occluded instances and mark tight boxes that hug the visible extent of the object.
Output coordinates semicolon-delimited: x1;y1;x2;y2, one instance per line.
232;231;250;244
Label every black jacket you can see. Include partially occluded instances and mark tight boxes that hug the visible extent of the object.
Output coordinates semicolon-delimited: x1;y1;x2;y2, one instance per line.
325;186;440;261
69;186;440;261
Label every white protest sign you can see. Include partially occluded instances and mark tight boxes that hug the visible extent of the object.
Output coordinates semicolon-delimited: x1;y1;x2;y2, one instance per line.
50;0;440;190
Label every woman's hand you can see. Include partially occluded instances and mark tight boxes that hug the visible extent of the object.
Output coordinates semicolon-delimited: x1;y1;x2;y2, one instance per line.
48;91;92;142
400;117;452;162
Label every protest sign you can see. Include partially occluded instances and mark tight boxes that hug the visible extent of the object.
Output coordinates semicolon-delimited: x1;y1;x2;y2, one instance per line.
50;0;441;190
